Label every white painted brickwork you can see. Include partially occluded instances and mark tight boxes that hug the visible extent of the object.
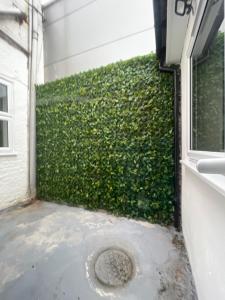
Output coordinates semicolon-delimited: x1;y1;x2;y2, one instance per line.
0;1;28;51
0;38;29;210
0;0;43;210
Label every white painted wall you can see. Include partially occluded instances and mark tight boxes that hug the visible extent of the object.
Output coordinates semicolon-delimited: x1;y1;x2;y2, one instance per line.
0;0;28;50
43;0;155;82
0;39;29;210
0;0;43;210
180;0;225;299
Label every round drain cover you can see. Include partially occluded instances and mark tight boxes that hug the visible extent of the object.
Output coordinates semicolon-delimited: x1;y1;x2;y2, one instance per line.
94;248;133;287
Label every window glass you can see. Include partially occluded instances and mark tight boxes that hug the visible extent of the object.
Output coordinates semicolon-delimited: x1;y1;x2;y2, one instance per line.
191;0;224;152
0;83;8;113
0;120;8;147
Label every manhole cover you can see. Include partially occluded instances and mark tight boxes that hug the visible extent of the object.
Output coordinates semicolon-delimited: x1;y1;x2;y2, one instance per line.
94;248;133;287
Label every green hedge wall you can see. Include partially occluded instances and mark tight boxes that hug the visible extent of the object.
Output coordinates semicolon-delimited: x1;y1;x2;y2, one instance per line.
36;54;174;224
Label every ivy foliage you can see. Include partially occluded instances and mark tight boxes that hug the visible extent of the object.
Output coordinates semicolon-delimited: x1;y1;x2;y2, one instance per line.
36;54;174;224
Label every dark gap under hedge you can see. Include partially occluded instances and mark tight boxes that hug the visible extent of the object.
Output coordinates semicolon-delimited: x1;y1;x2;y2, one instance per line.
36;53;174;225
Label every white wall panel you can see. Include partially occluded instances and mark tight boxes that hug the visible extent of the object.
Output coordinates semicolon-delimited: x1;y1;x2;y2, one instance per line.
43;0;155;81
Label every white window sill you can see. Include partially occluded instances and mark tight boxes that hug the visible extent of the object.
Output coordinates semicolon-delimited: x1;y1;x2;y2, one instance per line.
181;159;225;198
0;152;17;157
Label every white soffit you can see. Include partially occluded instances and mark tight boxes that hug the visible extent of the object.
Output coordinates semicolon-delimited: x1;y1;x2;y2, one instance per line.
166;0;189;65
42;0;58;8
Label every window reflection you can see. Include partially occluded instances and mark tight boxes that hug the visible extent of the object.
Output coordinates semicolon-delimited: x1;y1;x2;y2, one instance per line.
192;0;224;152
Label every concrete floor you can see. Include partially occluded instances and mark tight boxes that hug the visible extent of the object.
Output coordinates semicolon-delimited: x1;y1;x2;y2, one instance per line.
0;201;197;300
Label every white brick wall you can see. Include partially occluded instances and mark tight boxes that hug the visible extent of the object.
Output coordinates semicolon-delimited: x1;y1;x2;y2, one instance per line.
0;38;29;210
0;0;43;210
0;1;28;51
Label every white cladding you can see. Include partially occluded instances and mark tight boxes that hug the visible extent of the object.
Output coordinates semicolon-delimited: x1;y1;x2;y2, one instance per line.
43;0;155;82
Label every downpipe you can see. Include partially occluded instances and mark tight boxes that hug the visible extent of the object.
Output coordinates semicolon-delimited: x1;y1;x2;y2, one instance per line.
159;65;181;230
28;0;38;199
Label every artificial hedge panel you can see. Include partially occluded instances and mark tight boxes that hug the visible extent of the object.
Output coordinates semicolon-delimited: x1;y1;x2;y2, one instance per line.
36;54;174;224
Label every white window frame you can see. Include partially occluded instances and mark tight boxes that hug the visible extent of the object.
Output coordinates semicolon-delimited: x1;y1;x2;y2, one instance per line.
0;77;14;154
187;0;225;163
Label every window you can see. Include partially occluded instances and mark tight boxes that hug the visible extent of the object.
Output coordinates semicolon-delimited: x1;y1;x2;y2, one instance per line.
0;83;8;113
0;120;9;147
191;0;224;152
0;79;13;152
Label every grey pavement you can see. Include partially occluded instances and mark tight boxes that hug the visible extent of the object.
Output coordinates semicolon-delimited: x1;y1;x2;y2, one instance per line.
0;201;197;300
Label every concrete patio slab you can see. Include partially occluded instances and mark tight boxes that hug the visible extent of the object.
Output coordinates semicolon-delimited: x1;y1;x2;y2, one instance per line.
0;201;196;299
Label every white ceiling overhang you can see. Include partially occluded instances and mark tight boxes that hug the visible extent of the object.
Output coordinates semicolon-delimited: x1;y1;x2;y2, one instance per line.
166;0;189;65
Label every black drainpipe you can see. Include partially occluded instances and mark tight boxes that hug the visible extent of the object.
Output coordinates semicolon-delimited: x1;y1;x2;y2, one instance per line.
159;65;181;230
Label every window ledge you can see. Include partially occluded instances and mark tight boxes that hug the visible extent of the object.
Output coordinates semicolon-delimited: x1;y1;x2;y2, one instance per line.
0;152;17;157
181;159;225;198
